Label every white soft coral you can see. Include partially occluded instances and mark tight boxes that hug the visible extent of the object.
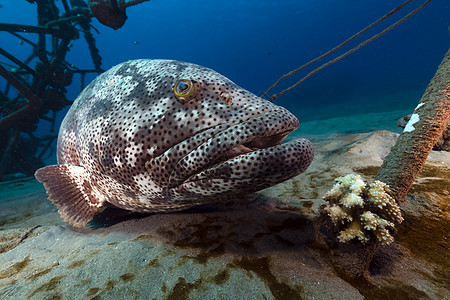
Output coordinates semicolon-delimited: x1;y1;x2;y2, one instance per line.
323;174;403;245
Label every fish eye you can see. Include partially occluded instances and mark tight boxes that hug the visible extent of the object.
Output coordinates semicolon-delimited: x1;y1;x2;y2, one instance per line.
174;79;198;103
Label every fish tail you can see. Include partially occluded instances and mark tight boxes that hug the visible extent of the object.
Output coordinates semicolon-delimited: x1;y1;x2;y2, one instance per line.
35;165;105;227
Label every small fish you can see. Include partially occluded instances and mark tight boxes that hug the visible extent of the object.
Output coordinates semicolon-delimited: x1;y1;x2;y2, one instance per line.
35;59;314;227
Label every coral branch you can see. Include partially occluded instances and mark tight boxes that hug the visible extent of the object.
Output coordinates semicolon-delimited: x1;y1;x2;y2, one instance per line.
323;174;402;246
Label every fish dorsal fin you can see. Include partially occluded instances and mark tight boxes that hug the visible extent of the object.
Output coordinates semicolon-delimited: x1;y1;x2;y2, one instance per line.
35;165;105;227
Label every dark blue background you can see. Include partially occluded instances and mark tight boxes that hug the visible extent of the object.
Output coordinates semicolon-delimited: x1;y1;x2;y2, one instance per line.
1;0;449;128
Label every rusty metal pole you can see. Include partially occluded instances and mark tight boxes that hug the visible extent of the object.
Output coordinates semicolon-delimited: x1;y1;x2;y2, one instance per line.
0;65;42;130
375;48;450;201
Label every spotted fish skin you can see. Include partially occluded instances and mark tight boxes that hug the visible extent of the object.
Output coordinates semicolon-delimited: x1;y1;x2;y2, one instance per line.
35;59;314;227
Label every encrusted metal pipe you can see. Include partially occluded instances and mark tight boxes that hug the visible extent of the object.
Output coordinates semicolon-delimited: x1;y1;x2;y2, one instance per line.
375;48;450;203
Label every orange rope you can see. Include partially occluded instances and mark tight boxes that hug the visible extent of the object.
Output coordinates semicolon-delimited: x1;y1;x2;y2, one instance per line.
263;0;432;102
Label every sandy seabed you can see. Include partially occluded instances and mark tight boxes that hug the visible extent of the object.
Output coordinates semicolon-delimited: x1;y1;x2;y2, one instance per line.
0;110;449;300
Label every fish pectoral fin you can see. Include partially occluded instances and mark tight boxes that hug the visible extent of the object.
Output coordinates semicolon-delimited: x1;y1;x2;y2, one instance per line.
35;164;105;228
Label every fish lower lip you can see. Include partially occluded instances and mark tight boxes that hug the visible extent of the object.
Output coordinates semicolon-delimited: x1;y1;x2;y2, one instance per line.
187;137;314;187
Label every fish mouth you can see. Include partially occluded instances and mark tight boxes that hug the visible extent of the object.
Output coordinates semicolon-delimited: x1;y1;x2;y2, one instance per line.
190;106;301;173
149;106;313;194
218;131;290;162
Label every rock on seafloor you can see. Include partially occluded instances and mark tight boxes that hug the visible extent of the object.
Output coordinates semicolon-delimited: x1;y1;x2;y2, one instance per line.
0;129;449;300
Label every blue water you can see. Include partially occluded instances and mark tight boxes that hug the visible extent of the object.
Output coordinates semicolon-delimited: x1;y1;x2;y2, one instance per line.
1;2;450;298
0;0;449;162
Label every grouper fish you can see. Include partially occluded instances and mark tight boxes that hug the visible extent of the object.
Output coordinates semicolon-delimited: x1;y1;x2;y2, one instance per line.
35;59;314;227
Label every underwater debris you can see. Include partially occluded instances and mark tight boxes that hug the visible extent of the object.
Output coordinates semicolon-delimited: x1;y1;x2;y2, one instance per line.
0;0;155;181
323;174;403;245
0;0;106;180
88;0;151;29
